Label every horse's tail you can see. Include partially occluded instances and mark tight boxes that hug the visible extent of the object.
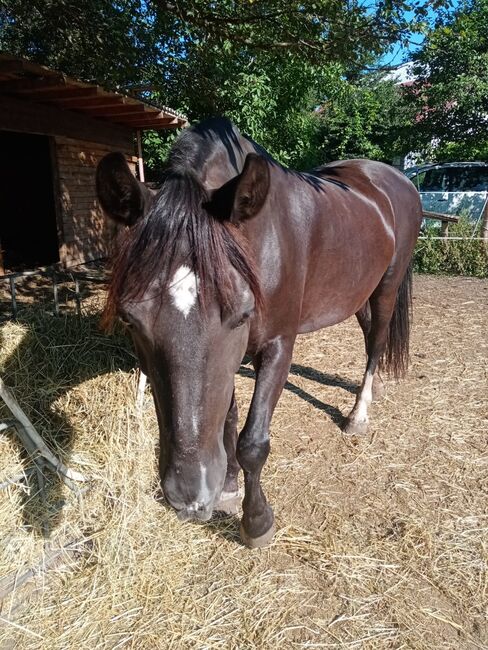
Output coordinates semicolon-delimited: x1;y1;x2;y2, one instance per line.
379;262;413;379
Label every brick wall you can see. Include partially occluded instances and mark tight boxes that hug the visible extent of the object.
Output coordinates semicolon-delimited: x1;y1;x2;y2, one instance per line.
54;136;137;267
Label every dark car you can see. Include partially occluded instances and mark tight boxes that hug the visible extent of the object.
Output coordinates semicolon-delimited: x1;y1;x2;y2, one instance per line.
405;162;488;222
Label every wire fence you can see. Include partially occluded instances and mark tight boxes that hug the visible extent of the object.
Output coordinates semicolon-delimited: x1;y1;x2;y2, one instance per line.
0;260;108;319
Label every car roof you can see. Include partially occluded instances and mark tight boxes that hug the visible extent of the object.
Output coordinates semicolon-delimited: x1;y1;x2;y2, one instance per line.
405;161;488;177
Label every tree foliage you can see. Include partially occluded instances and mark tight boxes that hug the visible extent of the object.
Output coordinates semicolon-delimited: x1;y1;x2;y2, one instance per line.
142;1;441;168
0;0;449;169
151;0;431;65
409;0;488;161
0;0;158;88
312;71;416;164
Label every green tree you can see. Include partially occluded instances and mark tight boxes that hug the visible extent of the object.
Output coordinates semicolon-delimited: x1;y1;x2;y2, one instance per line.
142;0;443;168
0;0;158;88
409;0;488;161
314;71;415;164
0;0;447;169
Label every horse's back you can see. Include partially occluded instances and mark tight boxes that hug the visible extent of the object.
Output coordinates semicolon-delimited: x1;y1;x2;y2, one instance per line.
312;158;422;270
259;159;421;333
314;159;422;233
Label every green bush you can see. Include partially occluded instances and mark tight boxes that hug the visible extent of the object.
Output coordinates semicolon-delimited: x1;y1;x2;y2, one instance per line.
413;218;488;278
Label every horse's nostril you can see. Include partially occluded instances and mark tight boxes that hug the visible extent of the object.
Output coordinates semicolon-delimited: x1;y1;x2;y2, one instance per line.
176;502;212;522
188;501;204;512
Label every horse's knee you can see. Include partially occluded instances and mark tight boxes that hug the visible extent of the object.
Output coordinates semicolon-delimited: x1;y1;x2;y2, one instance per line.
225;397;238;429
236;434;270;474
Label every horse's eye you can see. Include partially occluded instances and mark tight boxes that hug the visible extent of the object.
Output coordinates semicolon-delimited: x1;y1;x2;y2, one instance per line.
233;311;251;329
118;314;133;328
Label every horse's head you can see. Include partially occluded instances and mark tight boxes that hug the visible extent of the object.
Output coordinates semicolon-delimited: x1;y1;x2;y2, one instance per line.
96;152;269;521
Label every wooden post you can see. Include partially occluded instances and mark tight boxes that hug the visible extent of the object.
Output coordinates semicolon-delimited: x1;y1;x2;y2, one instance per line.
136;129;145;183
440;220;449;238
480;197;488;253
135;369;147;417
52;271;59;315
74;276;81;316
135;129;148;409
0;238;4;276
9;276;17;319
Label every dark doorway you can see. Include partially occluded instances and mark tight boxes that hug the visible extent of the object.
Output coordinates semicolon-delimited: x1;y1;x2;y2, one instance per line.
0;131;60;271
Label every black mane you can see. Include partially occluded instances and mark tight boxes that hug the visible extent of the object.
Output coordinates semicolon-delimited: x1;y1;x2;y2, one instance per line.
103;120;262;327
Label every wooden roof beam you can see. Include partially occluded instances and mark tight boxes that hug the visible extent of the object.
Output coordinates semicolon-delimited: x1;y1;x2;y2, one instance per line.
83;104;147;117
0;75;68;94
0;58;26;75
118;119;181;129
55;93;138;107
24;86;101;101
115;114;179;126
0;55;60;78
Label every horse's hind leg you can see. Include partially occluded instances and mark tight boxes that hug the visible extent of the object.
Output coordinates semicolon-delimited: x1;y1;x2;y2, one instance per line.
214;389;242;515
345;265;412;436
355;302;385;401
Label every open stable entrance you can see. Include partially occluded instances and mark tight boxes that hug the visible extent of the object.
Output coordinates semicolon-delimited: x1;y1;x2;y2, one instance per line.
0;55;186;275
0;131;60;272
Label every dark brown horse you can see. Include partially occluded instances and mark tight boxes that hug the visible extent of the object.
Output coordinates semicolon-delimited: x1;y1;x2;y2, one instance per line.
96;117;422;547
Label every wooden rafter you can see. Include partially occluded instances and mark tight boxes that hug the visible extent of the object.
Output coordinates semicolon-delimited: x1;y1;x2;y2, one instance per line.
55;95;126;108
114;114;178;125
0;54;188;130
83;104;147;117
24;86;101;101
0;75;68;94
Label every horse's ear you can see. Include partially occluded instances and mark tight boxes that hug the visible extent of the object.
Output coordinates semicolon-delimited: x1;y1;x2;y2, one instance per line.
205;153;270;223
96;152;151;226
232;153;270;222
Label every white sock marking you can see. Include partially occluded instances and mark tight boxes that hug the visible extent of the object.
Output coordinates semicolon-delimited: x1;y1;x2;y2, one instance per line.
355;371;374;422
168;265;199;317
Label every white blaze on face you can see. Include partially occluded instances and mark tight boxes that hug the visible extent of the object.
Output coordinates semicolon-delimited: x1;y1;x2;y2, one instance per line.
198;463;211;503
191;414;200;439
168;265;199;317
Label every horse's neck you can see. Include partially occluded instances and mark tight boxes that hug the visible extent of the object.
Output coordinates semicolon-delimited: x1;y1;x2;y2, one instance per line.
200;134;256;191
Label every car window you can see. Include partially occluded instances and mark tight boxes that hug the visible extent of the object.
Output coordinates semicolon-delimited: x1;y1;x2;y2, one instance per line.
411;171;425;190
417;166;488;192
456;168;488;191
418;168;446;191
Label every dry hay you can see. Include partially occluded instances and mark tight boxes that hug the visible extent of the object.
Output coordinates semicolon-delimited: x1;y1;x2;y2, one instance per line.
0;275;486;649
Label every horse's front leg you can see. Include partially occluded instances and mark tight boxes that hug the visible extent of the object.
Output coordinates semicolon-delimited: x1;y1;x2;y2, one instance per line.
237;336;294;548
214;390;242;515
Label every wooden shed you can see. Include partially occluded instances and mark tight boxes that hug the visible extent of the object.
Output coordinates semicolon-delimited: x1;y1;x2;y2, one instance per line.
0;55;187;273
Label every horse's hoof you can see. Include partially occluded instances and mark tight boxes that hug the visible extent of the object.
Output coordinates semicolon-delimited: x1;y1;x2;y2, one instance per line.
214;489;242;515
240;522;276;549
343;417;369;436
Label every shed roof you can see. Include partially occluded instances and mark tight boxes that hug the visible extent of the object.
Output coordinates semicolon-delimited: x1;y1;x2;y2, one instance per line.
0;54;188;131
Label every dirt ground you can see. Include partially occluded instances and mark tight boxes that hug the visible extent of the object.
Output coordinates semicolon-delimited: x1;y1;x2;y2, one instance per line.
0;275;487;649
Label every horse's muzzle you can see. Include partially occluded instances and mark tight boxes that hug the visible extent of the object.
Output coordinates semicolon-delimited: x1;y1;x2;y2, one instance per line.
175;502;213;522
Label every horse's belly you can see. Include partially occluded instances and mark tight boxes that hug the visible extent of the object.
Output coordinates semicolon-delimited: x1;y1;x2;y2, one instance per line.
297;252;391;333
298;292;370;333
